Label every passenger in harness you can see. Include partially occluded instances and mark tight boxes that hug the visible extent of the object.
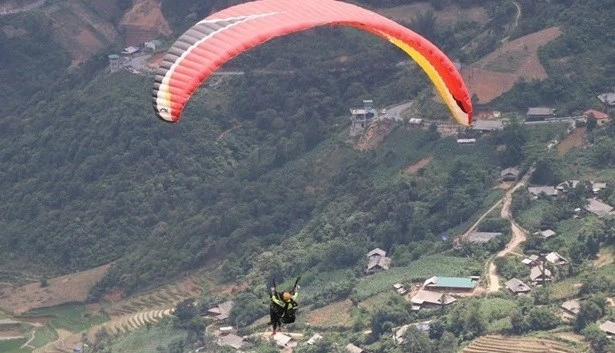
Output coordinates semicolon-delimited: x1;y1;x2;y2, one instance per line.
269;277;300;335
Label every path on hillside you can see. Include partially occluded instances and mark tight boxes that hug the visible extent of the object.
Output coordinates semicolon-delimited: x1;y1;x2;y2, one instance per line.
486;170;532;292
501;1;522;43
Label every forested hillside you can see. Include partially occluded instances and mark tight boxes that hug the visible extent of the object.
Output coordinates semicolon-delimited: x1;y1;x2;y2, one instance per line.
0;0;613;300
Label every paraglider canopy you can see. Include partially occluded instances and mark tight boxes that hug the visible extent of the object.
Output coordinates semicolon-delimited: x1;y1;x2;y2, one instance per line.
153;0;473;126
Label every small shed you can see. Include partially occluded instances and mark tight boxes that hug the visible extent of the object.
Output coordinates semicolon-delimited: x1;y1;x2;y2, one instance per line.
534;229;556;239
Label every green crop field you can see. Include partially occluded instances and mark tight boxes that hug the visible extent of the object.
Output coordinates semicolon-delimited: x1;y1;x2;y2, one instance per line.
0;338;29;353
353;255;479;300
24;303;108;333
103;323;187;353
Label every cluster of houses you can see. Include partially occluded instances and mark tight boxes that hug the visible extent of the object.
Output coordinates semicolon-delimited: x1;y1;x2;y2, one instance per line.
501;166;614;218
108;39;163;73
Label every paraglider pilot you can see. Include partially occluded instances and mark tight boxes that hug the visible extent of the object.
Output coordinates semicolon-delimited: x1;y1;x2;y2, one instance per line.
269;277;299;335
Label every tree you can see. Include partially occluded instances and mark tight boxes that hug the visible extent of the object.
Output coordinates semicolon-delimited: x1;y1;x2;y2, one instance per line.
582;324;614;353
509;309;529;334
400;326;434;353
527;307;560;331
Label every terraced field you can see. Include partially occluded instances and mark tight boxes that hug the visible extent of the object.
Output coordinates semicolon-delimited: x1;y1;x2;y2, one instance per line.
102;278;201;335
36;278;202;353
462;335;581;353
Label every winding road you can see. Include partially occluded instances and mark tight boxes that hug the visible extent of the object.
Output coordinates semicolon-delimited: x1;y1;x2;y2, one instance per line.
486;170;533;292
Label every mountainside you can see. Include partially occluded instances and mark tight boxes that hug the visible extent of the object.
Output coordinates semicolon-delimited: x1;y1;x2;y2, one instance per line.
0;0;613;300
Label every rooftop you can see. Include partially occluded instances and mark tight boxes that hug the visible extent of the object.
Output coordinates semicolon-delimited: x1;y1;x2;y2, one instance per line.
466;232;502;243
505;278;531;293
411;289;456;305
598;92;615;105
527;107;555;116
599;320;615;334
585;198;614;217
424;276;478;289
472;119;504;131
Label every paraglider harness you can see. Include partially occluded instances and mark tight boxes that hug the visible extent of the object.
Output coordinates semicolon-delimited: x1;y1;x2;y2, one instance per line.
269;277;300;327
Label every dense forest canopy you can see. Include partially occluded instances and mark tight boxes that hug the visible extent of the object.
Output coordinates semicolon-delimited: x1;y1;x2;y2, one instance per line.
0;0;612;300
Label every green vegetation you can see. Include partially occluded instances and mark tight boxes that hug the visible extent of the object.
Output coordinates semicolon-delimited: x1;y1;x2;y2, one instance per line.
24;303;108;332
0;0;614;352
94;322;187;353
0;339;29;353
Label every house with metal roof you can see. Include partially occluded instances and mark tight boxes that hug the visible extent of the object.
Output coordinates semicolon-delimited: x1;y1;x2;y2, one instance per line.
422;276;478;292
534;229;556;239
472;119;504;132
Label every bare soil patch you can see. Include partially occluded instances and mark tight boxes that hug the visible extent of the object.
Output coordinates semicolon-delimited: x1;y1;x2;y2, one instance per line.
353;120;397;151
462;27;562;103
403;157;431;175
306;300;353;327
0;264;110;315
557;127;585;156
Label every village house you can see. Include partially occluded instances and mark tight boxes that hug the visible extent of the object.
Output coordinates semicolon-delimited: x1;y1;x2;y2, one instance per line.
534;229;556;240
365;248;391;274
410;289;456;311
591;181;607;194
584;109;610;126
599;320;615;338
526;107;555;121
545;252;569;266
465;232;503;244
505;278;531;295
217;333;244;349
561;299;581;317
207;301;234;321
528;186;558;198
349;100;378;137
585;198;614;218
144;39;163;52
472;119;504;132
530;265;553;284
598;92;615;113
500;167;521;182
422;276;479;293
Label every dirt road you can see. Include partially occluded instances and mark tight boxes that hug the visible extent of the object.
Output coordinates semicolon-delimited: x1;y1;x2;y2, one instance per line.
486;171;532;292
